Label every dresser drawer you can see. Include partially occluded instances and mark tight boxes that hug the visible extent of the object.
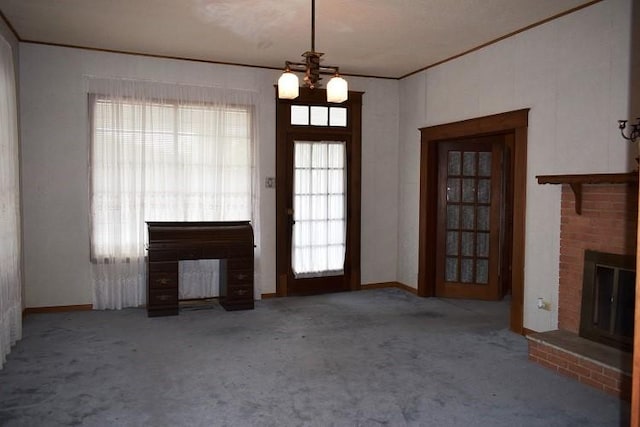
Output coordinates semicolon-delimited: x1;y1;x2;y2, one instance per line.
148;261;177;273
177;247;202;260
227;269;253;284
148;250;177;262
148;271;178;289
148;288;177;306
224;245;253;258
227;257;253;270
226;284;253;300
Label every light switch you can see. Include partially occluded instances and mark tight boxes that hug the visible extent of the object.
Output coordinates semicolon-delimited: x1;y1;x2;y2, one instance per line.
265;177;276;188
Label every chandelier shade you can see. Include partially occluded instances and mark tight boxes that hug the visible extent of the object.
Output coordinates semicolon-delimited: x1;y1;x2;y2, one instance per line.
277;0;348;103
326;74;348;103
278;70;300;100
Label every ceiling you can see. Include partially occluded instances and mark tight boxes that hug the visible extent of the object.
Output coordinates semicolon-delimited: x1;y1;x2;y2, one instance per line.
0;0;598;79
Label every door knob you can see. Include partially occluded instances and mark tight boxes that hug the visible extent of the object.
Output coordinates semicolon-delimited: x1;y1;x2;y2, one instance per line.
287;208;295;225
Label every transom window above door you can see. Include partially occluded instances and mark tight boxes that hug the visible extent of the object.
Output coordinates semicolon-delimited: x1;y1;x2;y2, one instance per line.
290;105;347;127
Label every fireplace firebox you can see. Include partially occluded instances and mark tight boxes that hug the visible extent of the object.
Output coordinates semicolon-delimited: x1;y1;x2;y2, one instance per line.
580;250;635;352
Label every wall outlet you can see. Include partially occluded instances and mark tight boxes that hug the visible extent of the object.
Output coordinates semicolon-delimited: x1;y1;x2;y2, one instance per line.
537;298;551;311
265;177;275;188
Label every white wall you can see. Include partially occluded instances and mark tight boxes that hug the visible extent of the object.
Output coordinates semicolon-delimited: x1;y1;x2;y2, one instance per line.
19;44;399;307
0;20;17;62
397;0;634;332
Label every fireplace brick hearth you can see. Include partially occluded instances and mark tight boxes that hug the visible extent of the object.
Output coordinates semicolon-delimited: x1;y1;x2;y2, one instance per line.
529;175;638;399
527;331;631;398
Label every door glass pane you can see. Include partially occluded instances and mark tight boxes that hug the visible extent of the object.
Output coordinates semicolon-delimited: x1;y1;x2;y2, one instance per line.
310;106;328;126
461;259;474;283
446;231;458;256
461;206;475;230
448;151;461;175
328;170;344;194
476;232;489;257
329;107;347;127
478;179;491;203
478;152;492;176
446;205;459;228
462;179;475;202
294;169;310;194
461;232;474;257
447;178;460;202
291;105;309;125
477;206;490;231
445;257;458;282
476;259;489;284
295;142;311;167
312;143;328;167
327;144;344;168
463;152;476;176
292;141;346;278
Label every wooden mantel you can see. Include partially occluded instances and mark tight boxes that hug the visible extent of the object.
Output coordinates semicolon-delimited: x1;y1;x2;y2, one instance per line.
536;172;638;215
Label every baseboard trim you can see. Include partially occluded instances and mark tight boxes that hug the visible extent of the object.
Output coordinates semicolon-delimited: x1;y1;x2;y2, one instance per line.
260;282;418;299
261;293;278;299
361;282;418;295
522;327;539;337
23;304;93;315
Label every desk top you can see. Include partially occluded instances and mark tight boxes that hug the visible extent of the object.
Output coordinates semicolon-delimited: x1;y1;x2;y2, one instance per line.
147;221;253;246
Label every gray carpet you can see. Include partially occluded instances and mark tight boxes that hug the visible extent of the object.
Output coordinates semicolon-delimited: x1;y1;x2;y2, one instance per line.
0;288;630;426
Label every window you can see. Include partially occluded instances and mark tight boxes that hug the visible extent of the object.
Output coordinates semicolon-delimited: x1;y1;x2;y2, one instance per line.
289;105;347;127
90;96;253;260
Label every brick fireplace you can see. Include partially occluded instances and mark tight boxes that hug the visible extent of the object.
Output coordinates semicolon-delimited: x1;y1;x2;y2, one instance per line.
558;182;638;333
528;173;638;399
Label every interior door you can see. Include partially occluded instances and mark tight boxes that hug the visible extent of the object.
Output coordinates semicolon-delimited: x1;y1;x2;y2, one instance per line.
285;134;350;295
435;136;505;300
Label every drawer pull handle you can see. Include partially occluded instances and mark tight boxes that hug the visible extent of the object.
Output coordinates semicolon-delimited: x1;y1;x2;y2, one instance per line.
158;278;171;285
234;289;249;296
236;273;248;280
157;294;171;301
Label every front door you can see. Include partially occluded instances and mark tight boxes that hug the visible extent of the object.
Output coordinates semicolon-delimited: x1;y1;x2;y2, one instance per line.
275;88;363;297
435;136;507;300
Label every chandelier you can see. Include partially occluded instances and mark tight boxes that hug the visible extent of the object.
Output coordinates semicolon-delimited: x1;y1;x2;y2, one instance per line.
277;0;348;103
618;118;640;143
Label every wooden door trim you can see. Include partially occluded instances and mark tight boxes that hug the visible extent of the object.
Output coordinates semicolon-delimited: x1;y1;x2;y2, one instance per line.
275;87;363;297
418;109;529;334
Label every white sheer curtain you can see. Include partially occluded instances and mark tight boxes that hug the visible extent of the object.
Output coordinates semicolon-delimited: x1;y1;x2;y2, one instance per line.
0;37;22;369
87;77;259;309
292;140;346;277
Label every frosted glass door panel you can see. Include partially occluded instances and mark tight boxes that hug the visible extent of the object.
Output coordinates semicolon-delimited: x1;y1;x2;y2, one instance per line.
435;136;505;301
443;149;491;285
292;141;346;278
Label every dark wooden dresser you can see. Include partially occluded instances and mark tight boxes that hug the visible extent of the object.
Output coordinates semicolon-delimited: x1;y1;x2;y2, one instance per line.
146;221;254;317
